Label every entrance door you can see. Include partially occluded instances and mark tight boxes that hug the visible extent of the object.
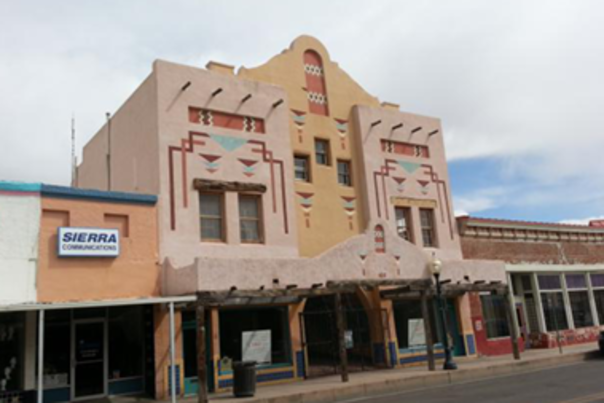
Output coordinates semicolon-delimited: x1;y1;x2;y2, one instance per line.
446;300;466;357
72;321;106;400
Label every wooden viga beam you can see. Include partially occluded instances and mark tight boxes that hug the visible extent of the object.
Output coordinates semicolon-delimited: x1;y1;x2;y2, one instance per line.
381;282;509;299
326;278;432;290
195;286;356;305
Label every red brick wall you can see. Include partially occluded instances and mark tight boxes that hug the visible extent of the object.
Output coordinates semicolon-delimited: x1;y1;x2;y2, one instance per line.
461;238;604;264
469;293;525;356
529;326;601;349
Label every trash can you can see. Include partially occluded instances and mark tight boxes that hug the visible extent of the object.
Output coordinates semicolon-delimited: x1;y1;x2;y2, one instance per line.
233;361;257;397
599;331;604;355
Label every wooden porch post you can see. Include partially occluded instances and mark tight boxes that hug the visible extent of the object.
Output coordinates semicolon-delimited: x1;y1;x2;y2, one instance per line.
335;292;350;382
503;291;521;360
420;290;436;371
196;300;209;403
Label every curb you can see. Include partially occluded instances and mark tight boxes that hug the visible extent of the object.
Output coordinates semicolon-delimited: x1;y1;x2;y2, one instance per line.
212;350;601;403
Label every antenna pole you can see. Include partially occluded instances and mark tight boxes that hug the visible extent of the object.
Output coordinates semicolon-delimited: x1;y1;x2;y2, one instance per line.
71;114;76;186
106;112;112;191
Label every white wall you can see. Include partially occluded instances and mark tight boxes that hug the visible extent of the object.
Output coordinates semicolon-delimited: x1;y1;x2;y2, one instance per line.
0;193;40;304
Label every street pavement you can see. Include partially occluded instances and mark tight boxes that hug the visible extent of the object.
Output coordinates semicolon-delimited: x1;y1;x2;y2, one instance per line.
342;360;604;403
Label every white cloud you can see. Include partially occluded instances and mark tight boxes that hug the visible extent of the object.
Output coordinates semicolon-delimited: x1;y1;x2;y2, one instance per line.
0;0;603;222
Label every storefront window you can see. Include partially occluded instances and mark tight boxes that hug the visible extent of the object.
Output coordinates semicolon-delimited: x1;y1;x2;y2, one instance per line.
182;311;198;378
480;295;510;339
566;274;593;328
0;313;24;393
219;307;291;368
541;292;569;331
108;307;144;379
393;299;440;349
538;275;569;332
44;311;71;389
594;290;604;325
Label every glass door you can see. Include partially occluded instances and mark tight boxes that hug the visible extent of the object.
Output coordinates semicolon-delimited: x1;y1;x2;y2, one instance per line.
73;321;106;400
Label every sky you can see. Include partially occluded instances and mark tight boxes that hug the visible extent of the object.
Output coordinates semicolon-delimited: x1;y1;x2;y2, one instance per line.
0;0;603;224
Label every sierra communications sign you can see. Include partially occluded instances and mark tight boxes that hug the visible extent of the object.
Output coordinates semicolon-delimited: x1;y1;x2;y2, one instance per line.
58;227;120;257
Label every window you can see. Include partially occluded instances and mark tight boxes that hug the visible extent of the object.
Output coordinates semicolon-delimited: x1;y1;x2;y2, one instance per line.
239;195;263;243
199;193;224;241
0;313;25;392
43;310;70;388
592;274;604;325
538;275;569;331
337;160;352;186
393;299;441;349
419;209;437;247
315;139;330;166
480;295;510;339
294;155;310;182
566;274;593;328
395;207;413;242
219;307;291;366
109;306;144;379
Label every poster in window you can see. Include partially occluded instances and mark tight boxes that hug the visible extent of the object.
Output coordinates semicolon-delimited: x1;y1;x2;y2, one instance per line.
408;319;426;346
242;330;271;365
345;330;354;349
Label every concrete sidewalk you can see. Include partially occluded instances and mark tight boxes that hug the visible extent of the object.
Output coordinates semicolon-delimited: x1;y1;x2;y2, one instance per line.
206;345;600;403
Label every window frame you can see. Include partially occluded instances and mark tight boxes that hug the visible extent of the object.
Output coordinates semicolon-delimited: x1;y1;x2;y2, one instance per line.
314;138;331;166
419;208;438;248
480;294;511;340
336;159;352;187
538;274;570;332
294;154;311;182
199;192;226;242
238;193;264;244
394;207;414;243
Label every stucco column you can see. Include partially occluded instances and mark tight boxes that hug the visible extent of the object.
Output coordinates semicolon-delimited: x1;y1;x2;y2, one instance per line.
531;273;547;333
288;302;305;378
560;273;575;330
457;294;476;356
586;273;600;327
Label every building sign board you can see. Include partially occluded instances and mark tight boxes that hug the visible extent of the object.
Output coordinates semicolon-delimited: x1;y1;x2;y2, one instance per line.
57;227;120;257
242;330;271;365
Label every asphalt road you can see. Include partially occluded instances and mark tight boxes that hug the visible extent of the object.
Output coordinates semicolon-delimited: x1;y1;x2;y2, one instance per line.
343;360;604;403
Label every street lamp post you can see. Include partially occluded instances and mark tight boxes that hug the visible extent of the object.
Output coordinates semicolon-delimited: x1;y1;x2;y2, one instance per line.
429;258;458;370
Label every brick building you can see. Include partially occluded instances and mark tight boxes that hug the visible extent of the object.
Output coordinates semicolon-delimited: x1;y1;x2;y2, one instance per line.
459;216;604;354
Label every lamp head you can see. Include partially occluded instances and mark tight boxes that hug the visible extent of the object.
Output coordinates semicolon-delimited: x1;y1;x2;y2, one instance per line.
429;258;443;276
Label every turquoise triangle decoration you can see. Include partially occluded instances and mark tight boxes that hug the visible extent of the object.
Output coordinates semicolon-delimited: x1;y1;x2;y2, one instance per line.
397;160;422;174
209;134;248;152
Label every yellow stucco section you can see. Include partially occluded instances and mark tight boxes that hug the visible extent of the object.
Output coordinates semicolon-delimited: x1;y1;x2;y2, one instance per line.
239;36;381;257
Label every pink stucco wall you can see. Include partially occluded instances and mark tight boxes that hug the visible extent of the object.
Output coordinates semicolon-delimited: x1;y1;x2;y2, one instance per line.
163;220;505;295
353;105;462;260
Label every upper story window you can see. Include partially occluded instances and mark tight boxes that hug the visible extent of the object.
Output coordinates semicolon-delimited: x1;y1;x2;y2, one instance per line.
337;160;352;186
395;207;413;242
315;139;330;166
419;208;437;248
294;155;311;182
239;195;263;243
199;193;224;242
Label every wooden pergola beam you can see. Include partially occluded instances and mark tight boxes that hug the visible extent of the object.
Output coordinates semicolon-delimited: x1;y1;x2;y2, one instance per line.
380;282;509;300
